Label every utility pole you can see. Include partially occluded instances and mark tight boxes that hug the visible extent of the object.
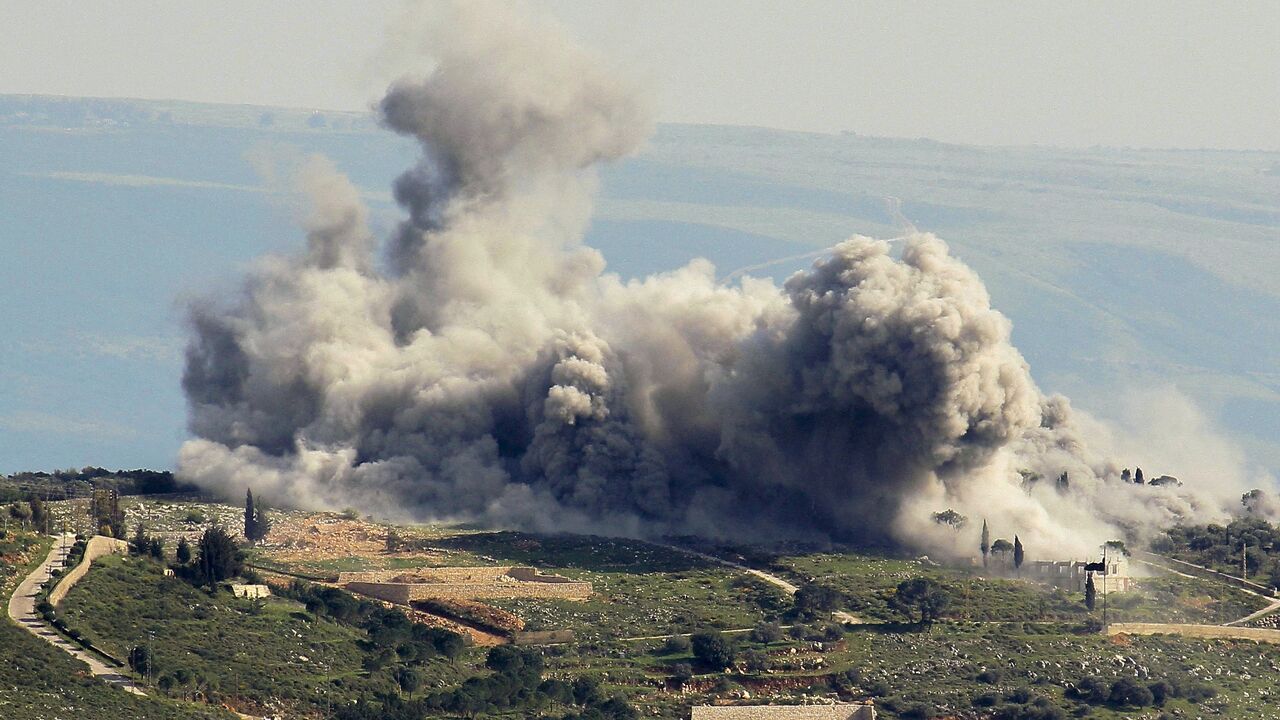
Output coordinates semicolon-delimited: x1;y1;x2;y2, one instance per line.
1101;545;1108;627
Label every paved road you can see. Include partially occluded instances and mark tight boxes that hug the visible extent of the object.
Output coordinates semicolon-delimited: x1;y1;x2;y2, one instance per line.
8;534;268;719
6;534;147;694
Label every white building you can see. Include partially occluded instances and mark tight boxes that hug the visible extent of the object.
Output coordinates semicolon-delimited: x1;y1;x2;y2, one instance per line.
1023;554;1133;593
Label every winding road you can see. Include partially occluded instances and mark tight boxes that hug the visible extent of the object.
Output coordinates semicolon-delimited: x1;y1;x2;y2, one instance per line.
6;534;146;694
8;534;267;718
1134;555;1280;627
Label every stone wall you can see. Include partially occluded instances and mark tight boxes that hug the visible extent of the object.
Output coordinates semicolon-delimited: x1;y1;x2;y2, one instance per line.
338;565;592;603
691;704;876;720
1107;623;1280;644
508;567;576;583
50;535;128;607
230;584;272;599
343;581;413;604
344;578;592;603
338;566;517;584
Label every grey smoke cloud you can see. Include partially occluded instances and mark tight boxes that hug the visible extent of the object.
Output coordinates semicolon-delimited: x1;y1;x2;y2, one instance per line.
179;0;1253;556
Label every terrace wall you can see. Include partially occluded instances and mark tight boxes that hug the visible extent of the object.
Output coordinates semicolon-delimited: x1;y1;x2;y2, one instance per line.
339;565;592;604
344;579;591;602
337;567;516;584
49;535;128;607
1107;623;1280;644
691;704;876;720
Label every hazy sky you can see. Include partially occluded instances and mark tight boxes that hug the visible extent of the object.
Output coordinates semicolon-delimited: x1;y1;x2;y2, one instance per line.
2;0;1278;150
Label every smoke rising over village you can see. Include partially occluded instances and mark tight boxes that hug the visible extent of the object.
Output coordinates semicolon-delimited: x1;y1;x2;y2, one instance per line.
178;0;1255;557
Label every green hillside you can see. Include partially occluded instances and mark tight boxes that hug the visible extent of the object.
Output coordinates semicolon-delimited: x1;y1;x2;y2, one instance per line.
8;496;1280;718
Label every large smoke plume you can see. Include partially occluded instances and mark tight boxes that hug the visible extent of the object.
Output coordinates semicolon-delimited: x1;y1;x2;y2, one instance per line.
179;0;1252;556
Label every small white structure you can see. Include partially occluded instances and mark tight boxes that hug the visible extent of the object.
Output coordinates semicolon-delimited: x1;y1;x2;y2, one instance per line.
691;704;875;720
229;584;272;599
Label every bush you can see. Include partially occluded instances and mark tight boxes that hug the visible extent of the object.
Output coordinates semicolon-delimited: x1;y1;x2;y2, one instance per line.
660;635;691;654
691;630;736;670
794;583;843;615
1006;687;1036;704
973;692;1002;707
1147;680;1174;706
864;680;891;697
1182;682;1217;703
1108;677;1154;707
749;621;783;644
890;577;951;624
883;698;933;719
1068;676;1108;704
994;703;1068;720
741;649;769;673
977;668;1003;684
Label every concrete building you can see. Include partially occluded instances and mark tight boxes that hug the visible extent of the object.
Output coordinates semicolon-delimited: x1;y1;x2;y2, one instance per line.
1023;554;1133;593
229;584;272;599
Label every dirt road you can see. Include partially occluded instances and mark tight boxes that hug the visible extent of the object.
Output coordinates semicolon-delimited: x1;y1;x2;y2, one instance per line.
1134;555;1280;626
652;542;862;624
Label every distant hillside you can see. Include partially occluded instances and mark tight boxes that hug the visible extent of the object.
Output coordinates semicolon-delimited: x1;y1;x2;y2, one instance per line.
1;94;1277;481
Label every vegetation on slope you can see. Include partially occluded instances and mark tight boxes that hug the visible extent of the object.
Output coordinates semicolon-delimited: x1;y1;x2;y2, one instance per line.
1156;515;1280;588
59;554;467;715
0;530;231;720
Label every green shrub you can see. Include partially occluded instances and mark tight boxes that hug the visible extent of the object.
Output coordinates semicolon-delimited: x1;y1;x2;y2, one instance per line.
974;691;1002;707
690;630;736;670
659;635;690;654
1108;677;1154;707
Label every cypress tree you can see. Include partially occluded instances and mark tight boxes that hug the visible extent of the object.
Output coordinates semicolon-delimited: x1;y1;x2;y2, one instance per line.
252;498;271;542
1085;573;1097;611
1014;535;1024;571
1134;467;1144;484
176;537;192;565
196;526;243;585
244;489;257;543
980;520;991;567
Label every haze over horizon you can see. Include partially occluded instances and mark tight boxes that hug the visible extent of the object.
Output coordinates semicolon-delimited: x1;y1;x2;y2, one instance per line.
2;1;1278;151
